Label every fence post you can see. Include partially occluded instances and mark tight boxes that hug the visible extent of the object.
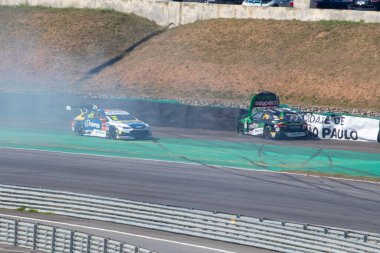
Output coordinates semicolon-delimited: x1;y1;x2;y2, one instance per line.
87;235;91;253
33;224;37;250
119;242;123;253
51;227;56;253
134;246;139;253
103;238;108;253
13;220;18;246
69;231;74;253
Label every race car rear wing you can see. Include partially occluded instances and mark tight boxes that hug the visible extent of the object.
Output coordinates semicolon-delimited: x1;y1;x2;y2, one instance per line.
248;91;280;115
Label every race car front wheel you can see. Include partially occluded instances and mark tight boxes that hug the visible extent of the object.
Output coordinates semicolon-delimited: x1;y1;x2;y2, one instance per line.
74;122;84;136
263;125;272;139
108;127;118;139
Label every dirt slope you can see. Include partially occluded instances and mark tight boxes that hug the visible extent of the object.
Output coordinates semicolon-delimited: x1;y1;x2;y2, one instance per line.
0;6;379;111
0;6;159;92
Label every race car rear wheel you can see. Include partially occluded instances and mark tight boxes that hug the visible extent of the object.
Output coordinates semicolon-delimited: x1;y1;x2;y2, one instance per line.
237;122;244;135
74;122;84;136
263;125;272;139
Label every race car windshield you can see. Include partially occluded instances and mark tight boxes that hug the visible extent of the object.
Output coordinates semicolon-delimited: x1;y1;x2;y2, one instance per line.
107;114;136;121
276;112;302;122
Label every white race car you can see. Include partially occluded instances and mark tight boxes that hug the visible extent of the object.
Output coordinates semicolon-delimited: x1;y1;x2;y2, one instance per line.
69;106;152;140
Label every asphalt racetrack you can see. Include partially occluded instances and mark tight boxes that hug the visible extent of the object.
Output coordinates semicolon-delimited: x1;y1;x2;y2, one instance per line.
0;126;380;234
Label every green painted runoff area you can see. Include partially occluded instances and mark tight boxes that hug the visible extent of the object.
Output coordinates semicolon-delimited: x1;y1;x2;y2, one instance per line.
0;128;379;178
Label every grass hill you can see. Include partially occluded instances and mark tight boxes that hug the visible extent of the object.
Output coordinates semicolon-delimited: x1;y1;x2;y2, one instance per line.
0;6;379;111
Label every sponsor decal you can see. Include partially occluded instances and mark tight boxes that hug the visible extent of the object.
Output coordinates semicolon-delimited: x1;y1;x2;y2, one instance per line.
84;120;101;129
249;123;259;129
91;129;107;137
248;91;280;115
105;111;129;115
254;100;278;107
304;114;380;143
250;128;263;136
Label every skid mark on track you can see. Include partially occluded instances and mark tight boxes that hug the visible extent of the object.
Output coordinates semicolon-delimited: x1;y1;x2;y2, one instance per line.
178;155;309;188
333;164;379;177
301;148;323;169
178;156;220;170
1;126;379;179
153;136;259;169
152;138;170;151
150;137;379;179
326;154;334;171
327;178;380;195
237;155;268;168
280;173;380;205
127;141;155;151
249;144;270;168
300;148;337;173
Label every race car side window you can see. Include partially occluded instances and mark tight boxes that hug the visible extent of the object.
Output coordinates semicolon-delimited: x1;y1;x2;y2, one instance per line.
95;112;102;119
101;112;108;121
253;112;263;120
95;111;108;121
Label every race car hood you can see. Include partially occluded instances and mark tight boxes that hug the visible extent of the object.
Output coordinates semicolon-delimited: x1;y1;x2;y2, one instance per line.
113;120;149;129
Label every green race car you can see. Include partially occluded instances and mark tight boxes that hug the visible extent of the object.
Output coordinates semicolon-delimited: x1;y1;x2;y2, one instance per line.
237;92;309;139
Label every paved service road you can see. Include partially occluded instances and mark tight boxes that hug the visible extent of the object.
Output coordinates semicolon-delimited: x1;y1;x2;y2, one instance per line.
0;147;379;233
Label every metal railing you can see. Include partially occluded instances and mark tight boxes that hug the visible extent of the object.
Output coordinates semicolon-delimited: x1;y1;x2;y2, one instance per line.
0;217;157;253
1;184;380;253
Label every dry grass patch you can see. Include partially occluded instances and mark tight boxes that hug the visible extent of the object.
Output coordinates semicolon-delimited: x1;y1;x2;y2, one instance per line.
0;6;379;111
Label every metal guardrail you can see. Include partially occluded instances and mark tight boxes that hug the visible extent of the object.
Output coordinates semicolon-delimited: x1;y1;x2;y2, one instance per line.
0;217;157;253
0;184;380;253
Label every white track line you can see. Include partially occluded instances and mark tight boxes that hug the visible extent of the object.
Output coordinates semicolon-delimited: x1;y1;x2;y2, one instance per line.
0;146;379;185
0;214;239;253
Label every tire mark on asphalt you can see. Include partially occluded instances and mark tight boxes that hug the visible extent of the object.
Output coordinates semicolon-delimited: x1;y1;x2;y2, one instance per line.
326;154;334;171
301;148;323;169
332;164;378;177
249;144;269;168
152;138;171;152
257;144;265;157
198;140;270;168
327;178;380;195
154;136;271;170
178;156;311;190
128;141;155;151
299;148;378;177
237;155;268;168
300;144;377;177
281;173;380;205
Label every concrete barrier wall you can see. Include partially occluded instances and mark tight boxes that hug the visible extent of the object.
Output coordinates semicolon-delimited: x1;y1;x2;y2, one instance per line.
1;0;379;25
